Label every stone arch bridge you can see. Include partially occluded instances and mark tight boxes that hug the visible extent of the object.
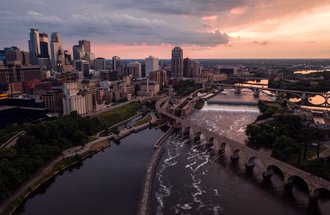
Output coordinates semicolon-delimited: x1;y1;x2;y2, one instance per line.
156;97;330;200
203;83;330;107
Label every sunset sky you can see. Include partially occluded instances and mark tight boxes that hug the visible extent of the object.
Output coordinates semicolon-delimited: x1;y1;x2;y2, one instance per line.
1;0;330;59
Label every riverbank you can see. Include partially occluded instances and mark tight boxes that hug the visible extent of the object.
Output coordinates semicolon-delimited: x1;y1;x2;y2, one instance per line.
137;127;174;215
0;136;110;215
0;111;158;215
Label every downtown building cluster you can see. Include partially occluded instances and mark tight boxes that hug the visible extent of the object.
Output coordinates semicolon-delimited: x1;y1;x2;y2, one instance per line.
0;28;231;127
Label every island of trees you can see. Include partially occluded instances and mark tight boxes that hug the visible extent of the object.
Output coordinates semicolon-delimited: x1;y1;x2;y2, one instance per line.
246;100;330;180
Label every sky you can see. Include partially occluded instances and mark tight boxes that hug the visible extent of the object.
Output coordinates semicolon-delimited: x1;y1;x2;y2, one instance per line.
1;0;330;59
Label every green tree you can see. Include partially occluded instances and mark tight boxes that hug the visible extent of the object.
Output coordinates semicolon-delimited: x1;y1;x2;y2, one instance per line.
272;135;299;162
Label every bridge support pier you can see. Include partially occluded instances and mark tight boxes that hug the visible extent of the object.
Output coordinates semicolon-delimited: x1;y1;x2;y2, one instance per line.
262;169;273;179
245;161;255;175
283;183;294;200
253;90;260;98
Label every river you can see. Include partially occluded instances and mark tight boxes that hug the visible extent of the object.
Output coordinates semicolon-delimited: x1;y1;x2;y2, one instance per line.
12;89;330;215
151;89;330;215
14;128;163;215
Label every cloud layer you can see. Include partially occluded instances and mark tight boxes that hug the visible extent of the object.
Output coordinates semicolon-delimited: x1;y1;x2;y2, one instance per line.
0;0;329;58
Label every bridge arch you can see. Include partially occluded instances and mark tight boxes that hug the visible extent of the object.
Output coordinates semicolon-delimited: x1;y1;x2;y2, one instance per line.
312;188;330;200
208;137;217;146
175;121;183;129
246;156;266;170
286;175;310;196
239;87;255;93
307;95;327;106
194;131;202;141
265;165;285;181
183;126;191;136
230;148;240;160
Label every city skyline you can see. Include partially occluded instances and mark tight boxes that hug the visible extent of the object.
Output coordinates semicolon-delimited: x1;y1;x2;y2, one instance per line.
1;0;330;59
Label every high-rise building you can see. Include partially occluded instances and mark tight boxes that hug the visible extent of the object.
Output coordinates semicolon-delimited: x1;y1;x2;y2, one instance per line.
50;32;64;70
94;57;106;71
38;33;51;70
192;61;201;77
64;50;72;65
73;45;85;61
112;56;121;72
149;70;168;88
141;62;146;77
4;47;23;64
145;56;159;78
22;51;30;65
160;70;168;88
28;28;40;65
171;47;183;78
183;57;192;77
127;62;142;79
39;33;49;58
3;47;30;66
79;40;91;54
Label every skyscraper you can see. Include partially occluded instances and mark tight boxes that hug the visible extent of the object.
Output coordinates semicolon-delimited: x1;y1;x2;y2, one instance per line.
38;33;51;70
73;45;85;60
94;57;106;71
171;47;183;78
183;57;192;77
112;56;121;72
192;60;201;77
127;62;142;79
145;56;159;77
28;28;40;65
79;40;91;54
39;33;49;58
50;32;63;70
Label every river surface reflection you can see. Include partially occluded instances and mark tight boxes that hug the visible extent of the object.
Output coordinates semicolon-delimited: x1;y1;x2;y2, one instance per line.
14;128;163;215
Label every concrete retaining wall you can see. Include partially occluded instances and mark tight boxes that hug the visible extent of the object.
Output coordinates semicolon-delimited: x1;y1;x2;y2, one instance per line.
137;127;174;215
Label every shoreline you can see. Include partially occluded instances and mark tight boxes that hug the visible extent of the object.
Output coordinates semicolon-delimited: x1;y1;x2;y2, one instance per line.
0;112;158;215
0;137;111;215
137;127;174;215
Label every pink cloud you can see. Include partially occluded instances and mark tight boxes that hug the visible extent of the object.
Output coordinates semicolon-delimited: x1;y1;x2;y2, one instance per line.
229;6;248;15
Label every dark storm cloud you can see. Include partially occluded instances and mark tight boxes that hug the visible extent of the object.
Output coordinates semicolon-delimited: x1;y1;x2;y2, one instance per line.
0;0;231;48
109;0;246;16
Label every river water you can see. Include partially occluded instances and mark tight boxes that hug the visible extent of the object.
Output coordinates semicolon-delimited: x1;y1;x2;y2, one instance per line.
151;89;330;215
14;128;163;215
12;89;330;215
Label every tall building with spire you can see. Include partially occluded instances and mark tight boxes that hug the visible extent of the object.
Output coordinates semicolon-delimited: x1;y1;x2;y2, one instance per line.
28;28;40;65
171;47;183;79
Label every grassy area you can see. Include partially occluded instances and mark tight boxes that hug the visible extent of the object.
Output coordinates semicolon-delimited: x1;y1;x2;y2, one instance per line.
96;102;142;128
132;114;152;127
